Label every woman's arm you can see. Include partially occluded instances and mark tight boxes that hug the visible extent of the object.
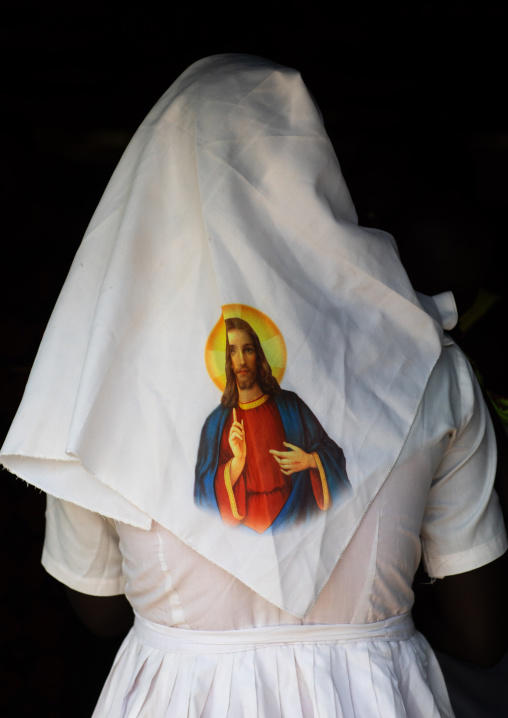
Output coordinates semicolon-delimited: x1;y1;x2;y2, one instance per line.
413;551;508;667
65;588;134;638
414;405;508;667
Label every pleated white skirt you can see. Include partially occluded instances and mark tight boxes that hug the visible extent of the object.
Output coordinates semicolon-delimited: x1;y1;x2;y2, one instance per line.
92;613;455;717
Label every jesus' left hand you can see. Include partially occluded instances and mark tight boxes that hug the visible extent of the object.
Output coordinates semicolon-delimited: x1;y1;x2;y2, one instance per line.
269;442;317;475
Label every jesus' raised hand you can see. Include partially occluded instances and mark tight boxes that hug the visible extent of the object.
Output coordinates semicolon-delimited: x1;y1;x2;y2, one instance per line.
228;408;247;484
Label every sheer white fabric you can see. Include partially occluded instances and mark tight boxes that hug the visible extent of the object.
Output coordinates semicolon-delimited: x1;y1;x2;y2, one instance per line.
42;341;507;717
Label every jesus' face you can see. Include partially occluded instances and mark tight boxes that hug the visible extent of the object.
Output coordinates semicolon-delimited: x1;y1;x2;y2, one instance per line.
228;328;258;391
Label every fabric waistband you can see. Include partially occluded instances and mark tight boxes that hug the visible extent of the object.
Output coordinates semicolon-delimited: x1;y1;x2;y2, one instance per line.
133;612;415;654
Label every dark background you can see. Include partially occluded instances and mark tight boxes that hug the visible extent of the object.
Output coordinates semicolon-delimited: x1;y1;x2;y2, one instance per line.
1;3;507;716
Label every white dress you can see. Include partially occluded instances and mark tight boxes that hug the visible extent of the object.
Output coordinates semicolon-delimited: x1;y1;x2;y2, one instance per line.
42;340;507;718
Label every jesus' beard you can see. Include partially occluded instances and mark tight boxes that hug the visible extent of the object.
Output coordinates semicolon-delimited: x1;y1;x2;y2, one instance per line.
236;371;257;390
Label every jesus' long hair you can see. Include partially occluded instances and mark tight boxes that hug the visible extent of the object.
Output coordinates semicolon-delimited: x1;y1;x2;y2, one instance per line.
221;317;281;407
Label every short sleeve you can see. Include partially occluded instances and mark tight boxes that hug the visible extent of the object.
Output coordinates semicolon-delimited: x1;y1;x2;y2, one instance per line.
42;495;126;596
421;345;508;579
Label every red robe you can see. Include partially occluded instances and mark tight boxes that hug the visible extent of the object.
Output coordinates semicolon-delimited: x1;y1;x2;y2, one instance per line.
214;395;328;533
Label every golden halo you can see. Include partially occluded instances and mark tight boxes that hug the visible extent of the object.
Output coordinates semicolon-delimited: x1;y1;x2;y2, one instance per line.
205;304;287;392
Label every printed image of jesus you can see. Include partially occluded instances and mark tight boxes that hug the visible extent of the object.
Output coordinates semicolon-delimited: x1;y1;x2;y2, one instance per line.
194;318;349;533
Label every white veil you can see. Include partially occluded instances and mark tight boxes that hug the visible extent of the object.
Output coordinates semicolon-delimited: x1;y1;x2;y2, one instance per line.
1;55;451;615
